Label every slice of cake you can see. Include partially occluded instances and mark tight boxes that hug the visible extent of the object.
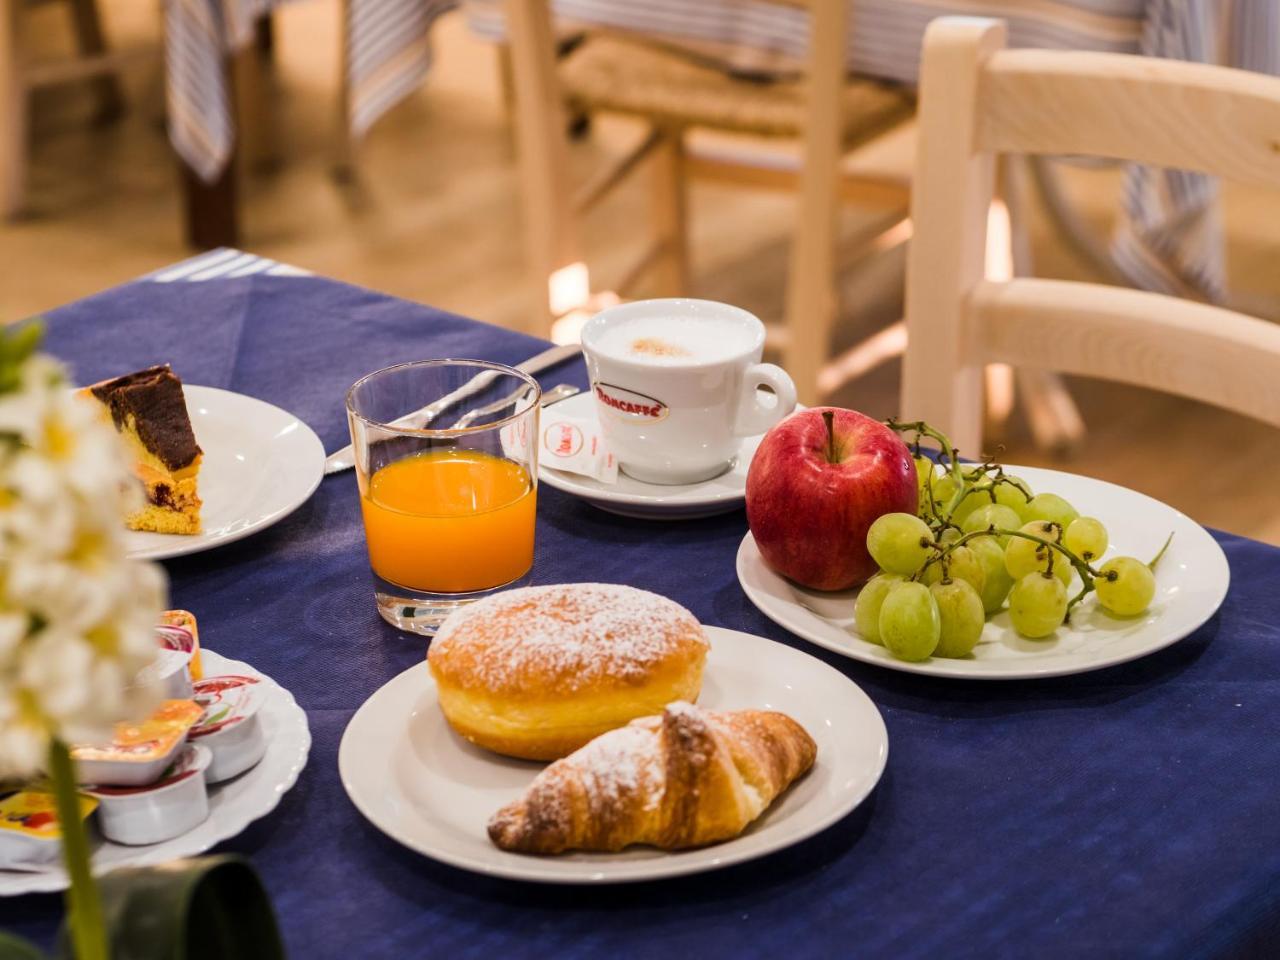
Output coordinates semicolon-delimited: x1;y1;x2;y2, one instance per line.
84;365;203;534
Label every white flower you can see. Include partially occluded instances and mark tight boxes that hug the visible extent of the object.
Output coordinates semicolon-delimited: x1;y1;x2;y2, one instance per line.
19;629;95;722
0;345;166;777
0;614;26;663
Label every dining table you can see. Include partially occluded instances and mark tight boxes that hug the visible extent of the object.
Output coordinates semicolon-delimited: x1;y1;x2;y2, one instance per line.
2;250;1279;958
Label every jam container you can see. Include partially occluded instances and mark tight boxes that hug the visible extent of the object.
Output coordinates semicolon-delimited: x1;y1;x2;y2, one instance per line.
83;745;211;846
137;616;200;699
158;610;203;681
190;675;267;783
72;700;204;787
0;790;98;869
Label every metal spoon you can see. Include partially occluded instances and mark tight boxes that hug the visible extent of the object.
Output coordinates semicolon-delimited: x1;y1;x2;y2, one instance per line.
452;383;580;428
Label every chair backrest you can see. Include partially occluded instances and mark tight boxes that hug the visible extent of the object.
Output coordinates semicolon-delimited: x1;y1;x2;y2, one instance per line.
503;0;848;334
901;17;1280;456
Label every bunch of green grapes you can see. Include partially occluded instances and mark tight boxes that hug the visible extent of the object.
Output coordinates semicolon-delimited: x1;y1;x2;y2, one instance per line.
853;420;1170;663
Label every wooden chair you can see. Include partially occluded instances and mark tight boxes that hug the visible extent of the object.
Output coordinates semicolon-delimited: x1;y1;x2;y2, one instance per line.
505;0;915;404
902;17;1280;456
1;0;127;216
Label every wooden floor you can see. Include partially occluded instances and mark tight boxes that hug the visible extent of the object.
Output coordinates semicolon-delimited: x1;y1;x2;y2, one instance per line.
5;1;1280;543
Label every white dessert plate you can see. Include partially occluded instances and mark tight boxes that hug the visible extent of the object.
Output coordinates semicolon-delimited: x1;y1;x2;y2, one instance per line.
737;464;1230;680
125;385;325;560
0;649;311;895
339;626;887;884
537;391;765;519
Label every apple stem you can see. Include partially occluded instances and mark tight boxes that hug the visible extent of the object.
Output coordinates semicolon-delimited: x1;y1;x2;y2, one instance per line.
822;410;837;464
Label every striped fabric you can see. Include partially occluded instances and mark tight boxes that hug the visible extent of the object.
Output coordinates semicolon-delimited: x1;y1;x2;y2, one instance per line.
466;0;1149;81
465;0;1275;301
146;248;312;282
162;0;1277;299
346;0;458;137
163;0;458;181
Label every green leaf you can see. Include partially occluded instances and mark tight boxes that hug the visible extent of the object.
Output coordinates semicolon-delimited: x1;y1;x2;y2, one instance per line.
0;319;45;394
0;931;48;960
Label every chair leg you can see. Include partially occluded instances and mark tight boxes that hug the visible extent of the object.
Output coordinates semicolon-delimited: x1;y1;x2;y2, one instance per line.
497;43;515;123
0;0;24;217
650;129;689;297
335;0;358;180
783;0;847;406
68;0;123;121
1016;368;1086;456
508;0;583;335
783;148;841;407
232;35;276;175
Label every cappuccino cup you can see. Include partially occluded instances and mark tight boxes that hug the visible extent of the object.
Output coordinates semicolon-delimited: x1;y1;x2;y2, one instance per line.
580;299;797;485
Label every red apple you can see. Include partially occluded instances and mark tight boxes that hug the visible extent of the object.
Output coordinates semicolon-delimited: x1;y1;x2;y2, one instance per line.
746;407;918;591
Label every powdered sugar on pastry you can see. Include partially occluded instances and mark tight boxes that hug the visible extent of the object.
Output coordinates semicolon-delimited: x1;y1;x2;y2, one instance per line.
488;702;818;854
429;583;708;696
578;723;666;814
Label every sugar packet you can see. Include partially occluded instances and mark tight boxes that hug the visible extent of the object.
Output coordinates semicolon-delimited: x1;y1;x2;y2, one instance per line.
540;411;618;483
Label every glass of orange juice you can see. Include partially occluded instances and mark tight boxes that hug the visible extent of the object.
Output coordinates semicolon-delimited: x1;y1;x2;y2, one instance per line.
345;360;541;635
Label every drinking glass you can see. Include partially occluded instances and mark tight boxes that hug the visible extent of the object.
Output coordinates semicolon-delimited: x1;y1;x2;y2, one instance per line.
346;360;541;635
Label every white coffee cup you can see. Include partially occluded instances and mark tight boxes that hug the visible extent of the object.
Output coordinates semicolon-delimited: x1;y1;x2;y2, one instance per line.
580;299;797;485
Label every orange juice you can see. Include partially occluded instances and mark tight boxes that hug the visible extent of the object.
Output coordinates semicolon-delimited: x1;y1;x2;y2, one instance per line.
360;449;536;593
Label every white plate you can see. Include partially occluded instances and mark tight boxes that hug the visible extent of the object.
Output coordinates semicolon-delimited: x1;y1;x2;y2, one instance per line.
339;625;887;883
738;464;1230;680
537;392;763;519
125;386;325;560
0;650;311;895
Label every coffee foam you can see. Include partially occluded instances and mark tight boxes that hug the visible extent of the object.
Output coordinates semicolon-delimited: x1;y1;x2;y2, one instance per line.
591;315;754;366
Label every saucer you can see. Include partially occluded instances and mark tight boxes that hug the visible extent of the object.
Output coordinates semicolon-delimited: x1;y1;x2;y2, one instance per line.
537;392;763;520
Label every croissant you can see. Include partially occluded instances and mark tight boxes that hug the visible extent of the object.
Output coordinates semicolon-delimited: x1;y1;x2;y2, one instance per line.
488;702;816;854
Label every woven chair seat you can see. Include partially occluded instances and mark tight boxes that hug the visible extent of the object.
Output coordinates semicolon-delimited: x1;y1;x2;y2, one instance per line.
559;33;914;143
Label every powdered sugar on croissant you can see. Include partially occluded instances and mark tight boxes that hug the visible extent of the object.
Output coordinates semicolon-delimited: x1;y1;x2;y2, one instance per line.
488;702;816;853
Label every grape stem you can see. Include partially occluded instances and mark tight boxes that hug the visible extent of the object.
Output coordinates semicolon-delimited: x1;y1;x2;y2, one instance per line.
936;525;1104;624
887;418;1030;526
886;418;965;493
1147;532;1174;570
935;526;1104;583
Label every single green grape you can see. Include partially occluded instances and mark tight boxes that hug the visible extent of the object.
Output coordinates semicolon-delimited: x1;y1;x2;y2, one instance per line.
962;503;1023;544
993;475;1034;519
948;482;990;526
1004;521;1071;584
970;535;1015;614
1095;556;1156;617
1026;493;1079;530
913;456;936;491
938;527;962;546
920;474;958;520
921;544;986;595
853;573;904;644
866;513;933;575
1008;572;1069;638
1064;516;1108;562
930;579;986;658
879;581;941;662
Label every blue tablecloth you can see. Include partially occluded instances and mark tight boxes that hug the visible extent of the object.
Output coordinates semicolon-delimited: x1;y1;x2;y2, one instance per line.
4;253;1279;958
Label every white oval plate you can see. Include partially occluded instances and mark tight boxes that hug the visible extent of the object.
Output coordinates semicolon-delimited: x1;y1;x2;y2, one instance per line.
738;464;1230;680
125;386;325;560
0;650;311;895
537;392;764;520
339;625;887;883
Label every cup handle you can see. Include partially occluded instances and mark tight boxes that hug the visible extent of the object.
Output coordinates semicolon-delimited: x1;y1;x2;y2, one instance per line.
734;363;797;437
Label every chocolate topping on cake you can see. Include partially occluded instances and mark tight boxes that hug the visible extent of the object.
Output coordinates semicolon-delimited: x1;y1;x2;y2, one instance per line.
88;365;202;471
